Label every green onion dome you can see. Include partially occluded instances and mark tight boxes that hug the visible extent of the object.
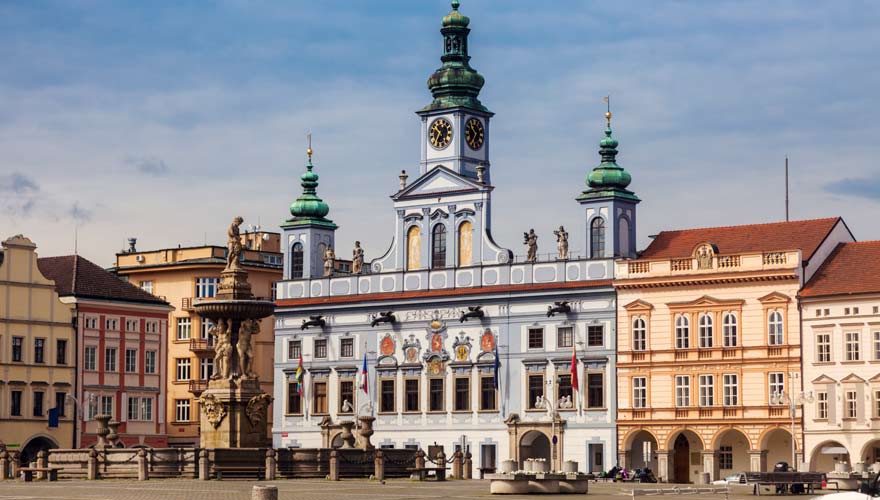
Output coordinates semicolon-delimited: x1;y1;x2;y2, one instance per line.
289;157;330;219
587;121;631;190
442;0;470;28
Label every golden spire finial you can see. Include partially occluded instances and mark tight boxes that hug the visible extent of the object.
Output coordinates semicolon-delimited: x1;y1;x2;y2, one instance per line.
307;132;313;160
603;95;612;126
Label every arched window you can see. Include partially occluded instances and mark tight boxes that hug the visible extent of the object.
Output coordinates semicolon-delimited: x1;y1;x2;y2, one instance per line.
632;317;647;351
698;314;713;348
618;217;630;257
432;224;447;268
290;243;304;279
675;315;690;349
722;313;738;347
590;218;606;258
406;226;421;271
768;311;784;345
457;221;473;267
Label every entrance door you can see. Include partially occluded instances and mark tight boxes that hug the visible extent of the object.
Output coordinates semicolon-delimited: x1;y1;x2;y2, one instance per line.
588;443;604;473
673;434;690;483
481;444;497;470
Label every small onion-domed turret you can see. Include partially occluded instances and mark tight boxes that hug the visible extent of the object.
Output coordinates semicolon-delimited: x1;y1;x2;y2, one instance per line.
578;111;640;203
285;148;336;229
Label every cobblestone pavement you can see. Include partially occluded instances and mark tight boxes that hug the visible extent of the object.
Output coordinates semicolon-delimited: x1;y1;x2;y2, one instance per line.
0;479;828;500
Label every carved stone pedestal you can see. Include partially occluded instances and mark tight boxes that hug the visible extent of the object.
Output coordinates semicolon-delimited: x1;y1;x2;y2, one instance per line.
199;378;272;449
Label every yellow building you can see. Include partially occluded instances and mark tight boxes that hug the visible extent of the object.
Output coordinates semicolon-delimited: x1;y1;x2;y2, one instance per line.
111;233;281;447
0;235;75;463
614;218;852;482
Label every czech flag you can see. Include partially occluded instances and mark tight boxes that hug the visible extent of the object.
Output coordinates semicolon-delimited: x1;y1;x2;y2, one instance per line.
360;351;369;395
570;345;579;392
295;354;304;395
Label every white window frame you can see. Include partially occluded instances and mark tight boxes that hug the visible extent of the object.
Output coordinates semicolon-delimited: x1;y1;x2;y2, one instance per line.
176;317;192;341
817;333;831;363
200;319;213;340
817;391;828;419
125;319;139;332
767;311;784;345
200;357;214;380
140;281;153;294
145;321;158;334
105;347;117;372
101;395;113;417
124;348;137;373
145;350;157;374
675;315;690;349
874;331;880;361
176;358;191;381
632;317;647;351
722;313;737;347
128;397;140;421
195;277;220;298
557;326;574;349
84;346;97;371
675;375;690;407
845;332;860;361
632;377;647;409
845;390;858;419
769;372;785;404
175;399;191;422
698;374;714;407
142;397;153;421
722;374;738;406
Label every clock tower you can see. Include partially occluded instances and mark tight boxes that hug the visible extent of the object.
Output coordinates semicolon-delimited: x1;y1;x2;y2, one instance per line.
417;0;494;183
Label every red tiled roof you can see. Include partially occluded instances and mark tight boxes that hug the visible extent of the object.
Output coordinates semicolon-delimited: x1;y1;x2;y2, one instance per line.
639;218;843;261
276;279;612;307
38;255;168;305
801;241;880;297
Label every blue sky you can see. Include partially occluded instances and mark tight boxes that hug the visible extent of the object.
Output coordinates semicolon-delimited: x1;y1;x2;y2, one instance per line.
1;1;879;266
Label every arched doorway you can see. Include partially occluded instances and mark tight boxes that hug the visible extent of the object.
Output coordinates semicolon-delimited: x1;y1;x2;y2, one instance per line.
668;430;703;484
20;436;59;466
714;429;750;476
762;428;794;471
627;430;658;472
810;441;850;473
519;430;551;468
862;440;880;468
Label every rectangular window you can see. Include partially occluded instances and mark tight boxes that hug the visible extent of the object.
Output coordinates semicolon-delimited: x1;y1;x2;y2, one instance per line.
845;332;860;361
817;392;828;419
312;381;328;414
846;390;858;418
85;346;97;371
175;399;190;422
286;383;302;414
405;379;420;412
145;321;158;334
12;336;23;362
875;390;880;418
125;348;137;373
106;318;118;330
200;358;214;380
200;319;213;340
340;338;354;358
56;339;67;365
699;374;714;407
719;446;733;470
817;334;831;363
480;376;496;411
557;374;573;404
314;339;327;359
454;377;470;411
176;358;191;381
176;318;192;341
769;372;785;404
33;391;44;417
528;328;544;349
125;319;139;332
128;397;140;420
587;325;604;347
528;374;544;409
101;395;113;417
557;327;573;349
380;379;396;413
675;375;690;407
105;347;117;372
34;338;45;364
142;398;153;421
84;317;97;329
339;380;354;413
632;377;647;408
55;392;66;417
723;374;738;406
145;351;157;374
11;390;22;416
195;277;220;298
140;281;153;294
429;378;444;412
288;340;302;360
587;373;604;408
874;332;880;361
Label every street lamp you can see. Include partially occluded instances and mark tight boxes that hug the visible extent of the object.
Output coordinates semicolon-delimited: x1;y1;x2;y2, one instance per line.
770;385;813;470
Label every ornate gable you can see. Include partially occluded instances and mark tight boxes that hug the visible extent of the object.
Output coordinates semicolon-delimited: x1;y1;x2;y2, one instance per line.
841;373;867;384
392;165;485;201
811;375;837;384
667;295;745;311
623;299;654;312
758;291;792;304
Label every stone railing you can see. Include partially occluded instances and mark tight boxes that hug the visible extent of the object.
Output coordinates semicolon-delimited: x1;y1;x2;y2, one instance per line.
763;252;787;265
670;259;691;271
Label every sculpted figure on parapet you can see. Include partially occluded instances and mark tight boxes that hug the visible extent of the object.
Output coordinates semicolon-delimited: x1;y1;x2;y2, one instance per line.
238;319;259;380
226;216;244;271
210;319;232;380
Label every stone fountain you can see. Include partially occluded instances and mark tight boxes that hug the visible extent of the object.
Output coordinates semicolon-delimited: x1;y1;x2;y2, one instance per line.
193;217;275;448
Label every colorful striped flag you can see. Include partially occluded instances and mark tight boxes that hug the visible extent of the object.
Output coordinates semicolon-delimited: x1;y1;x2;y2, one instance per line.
295;354;304;395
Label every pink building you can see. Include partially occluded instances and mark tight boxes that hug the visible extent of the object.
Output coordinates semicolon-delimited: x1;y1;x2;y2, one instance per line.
39;255;172;448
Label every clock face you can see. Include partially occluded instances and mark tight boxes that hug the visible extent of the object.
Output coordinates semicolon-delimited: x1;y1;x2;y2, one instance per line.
465;118;484;150
429;118;452;150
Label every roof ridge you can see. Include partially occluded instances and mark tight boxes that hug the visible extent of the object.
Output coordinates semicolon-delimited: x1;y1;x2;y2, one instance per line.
654;217;840;235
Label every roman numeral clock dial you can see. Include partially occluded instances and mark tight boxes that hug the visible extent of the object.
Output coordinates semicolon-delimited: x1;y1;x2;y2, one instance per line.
429;118;452;149
465;117;484;150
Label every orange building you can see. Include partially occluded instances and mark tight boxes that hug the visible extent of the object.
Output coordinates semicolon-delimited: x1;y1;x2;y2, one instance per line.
614;218;853;482
111;233;281;447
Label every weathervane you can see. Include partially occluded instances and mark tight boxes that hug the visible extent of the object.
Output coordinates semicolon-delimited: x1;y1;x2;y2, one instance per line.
307;132;313;161
603;95;612;126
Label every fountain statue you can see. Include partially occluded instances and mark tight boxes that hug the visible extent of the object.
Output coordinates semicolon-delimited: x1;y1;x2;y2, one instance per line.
193;217;275;448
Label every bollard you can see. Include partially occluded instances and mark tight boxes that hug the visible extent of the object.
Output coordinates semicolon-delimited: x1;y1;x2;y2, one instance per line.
137;448;148;481
436;451;447;481
452;450;463;479
415;449;426;469
374;449;385;481
87;449;98;480
463;450;473;480
37;450;48;480
198;449;209;481
0;450;8;480
252;485;278;500
265;449;276;481
329;450;339;481
10;451;21;481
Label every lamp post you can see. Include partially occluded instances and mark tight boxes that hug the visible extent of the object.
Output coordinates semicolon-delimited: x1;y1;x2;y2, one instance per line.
770;376;813;470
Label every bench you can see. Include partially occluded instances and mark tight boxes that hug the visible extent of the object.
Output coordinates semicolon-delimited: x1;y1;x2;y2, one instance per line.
19;467;59;482
746;471;835;495
212;466;265;480
407;466;448;481
479;467;496;479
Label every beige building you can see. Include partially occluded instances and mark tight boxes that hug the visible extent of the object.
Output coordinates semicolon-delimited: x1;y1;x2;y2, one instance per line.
0;236;75;463
800;240;880;472
112;233;281;446
614;218;852;482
